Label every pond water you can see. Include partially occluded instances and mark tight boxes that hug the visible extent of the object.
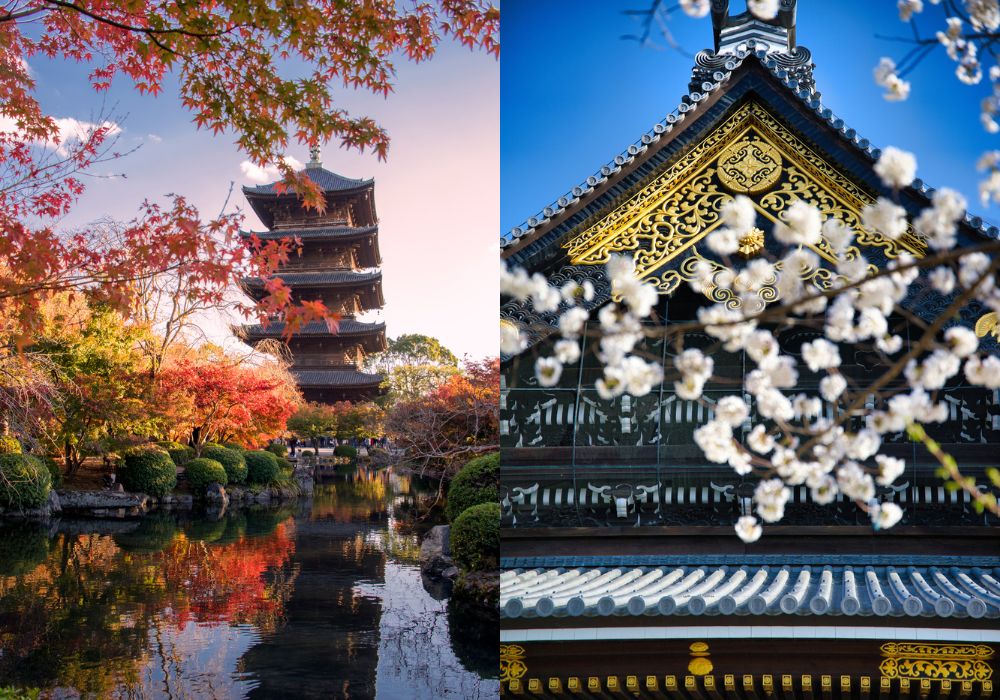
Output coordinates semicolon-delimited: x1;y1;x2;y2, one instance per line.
0;467;499;699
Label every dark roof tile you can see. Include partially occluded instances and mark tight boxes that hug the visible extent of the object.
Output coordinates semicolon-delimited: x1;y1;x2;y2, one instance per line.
243;167;372;196
292;369;382;387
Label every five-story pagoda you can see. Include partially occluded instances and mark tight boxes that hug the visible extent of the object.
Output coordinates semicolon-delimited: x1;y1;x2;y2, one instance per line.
238;147;387;403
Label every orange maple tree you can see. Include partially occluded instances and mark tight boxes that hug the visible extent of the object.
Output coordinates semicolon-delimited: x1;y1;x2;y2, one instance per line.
155;354;300;450
385;357;499;480
0;1;499;342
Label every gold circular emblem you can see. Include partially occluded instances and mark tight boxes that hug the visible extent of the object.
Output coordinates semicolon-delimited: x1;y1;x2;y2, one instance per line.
688;657;714;676
716;137;782;194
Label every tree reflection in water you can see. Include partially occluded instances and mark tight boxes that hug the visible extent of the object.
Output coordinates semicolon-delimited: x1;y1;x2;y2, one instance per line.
0;466;498;699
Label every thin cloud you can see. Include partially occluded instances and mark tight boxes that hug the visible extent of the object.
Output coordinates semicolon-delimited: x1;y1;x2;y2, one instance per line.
239;156;305;183
0;115;122;156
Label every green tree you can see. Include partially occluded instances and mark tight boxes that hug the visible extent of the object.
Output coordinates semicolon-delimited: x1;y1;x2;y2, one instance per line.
380;363;460;404
286;402;338;448
32;305;154;475
366;334;461;404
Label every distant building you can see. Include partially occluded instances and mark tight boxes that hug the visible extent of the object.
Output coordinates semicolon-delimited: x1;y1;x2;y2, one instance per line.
500;2;1000;697
239;148;386;403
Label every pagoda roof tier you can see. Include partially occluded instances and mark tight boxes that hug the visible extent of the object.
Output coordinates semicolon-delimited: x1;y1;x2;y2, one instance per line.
242;164;376;229
239;224;378;240
292;369;382;388
242;270;384;309
242;318;385;337
242;167;372;197
244;269;381;288
501;558;1000;620
240;225;381;267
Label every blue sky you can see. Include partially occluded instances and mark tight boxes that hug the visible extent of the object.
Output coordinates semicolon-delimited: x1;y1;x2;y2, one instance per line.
28;36;498;360
500;1;1000;233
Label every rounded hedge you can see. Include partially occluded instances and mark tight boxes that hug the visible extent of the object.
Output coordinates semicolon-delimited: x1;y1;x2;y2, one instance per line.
222;441;246;452
201;446;247;484
118;446;176;497
333;445;357;459
244;450;280;485
185;458;228;492
446;451;499;523
265;442;288;458
0;454;52;510
450;502;499;573
40;455;62;490
0;435;22;454
158;440;195;466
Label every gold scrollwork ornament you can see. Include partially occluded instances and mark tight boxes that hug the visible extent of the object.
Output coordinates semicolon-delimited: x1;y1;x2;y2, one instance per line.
716;137;783;194
500;644;527;683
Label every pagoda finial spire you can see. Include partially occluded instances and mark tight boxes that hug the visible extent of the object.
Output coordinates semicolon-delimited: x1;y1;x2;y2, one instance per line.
711;0;797;56
307;144;322;169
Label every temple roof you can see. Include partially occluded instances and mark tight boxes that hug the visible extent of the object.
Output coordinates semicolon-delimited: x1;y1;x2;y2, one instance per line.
242;319;385;337
499;37;1000;359
501;559;1000;621
292;369;382;387
242;166;373;197
500;49;998;258
239;224;378;240
243;270;381;288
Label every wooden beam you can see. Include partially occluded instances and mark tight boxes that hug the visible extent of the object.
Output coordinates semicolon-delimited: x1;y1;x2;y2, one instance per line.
780;675;795;700
705;675;725;700
802;675;815;700
686;675;707;700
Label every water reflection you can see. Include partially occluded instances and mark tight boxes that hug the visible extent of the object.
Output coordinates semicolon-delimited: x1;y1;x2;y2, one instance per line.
0;467;498;699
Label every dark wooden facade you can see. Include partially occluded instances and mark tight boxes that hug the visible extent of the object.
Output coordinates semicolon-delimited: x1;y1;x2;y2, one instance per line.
239;153;386;402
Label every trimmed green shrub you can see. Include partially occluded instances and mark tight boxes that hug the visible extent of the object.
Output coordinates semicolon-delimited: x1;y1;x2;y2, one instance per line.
244;450;280;485
333;444;357;459
185;458;228;492
446;451;499;523
40;456;62;490
0;435;22;454
118;446;176;497
201;446;247;484
158;440;195;466
222;441;246;453
301;449;315;456
0;454;52;510
450;502;499;573
265;442;288;458
277;457;293;472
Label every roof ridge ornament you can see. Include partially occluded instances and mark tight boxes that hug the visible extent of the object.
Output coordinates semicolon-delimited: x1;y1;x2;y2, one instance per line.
711;0;797;55
306;144;322;169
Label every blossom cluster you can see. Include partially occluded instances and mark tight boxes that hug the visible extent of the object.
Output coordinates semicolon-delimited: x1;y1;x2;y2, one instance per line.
500;145;1000;542
883;2;1000;204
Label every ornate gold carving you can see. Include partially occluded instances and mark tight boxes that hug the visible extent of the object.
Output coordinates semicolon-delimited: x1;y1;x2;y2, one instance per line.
500;644;527;683
879;642;994;682
562;101;926;289
653;245;843;311
717;136;783;193
975;311;1000;339
738;227;766;257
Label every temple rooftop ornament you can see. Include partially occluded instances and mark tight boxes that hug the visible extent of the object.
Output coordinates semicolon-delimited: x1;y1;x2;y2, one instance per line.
711;0;797;56
306;143;322;169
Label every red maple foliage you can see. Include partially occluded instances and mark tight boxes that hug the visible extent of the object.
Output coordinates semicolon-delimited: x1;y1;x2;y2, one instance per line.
155;355;300;449
0;1;498;342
